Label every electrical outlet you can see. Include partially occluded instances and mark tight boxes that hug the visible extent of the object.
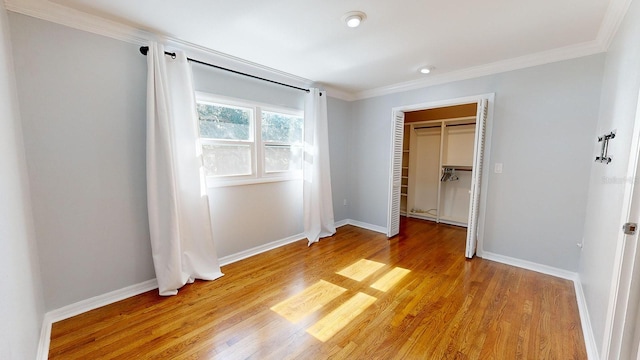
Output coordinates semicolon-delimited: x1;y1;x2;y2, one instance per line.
343;199;347;206
494;163;503;173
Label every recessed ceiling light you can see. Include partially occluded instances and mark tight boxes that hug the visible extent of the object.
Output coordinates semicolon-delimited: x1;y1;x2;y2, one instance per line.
343;11;366;28
419;66;433;74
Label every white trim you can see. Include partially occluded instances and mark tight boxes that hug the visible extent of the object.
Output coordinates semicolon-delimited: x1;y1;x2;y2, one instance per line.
35;230;315;358
354;42;604;100
217;219;389;267
218;233;306;266
37;278;159;360
321;85;357;102
596;0;633;50
207;174;302;188
5;0;148;45
481;251;577;280
332;218;389;234
46;279;159;322
343;219;388;234
36;314;51;360
4;0;315;94
601;70;640;360
389;93;494;256
483;251;598;359
574;277;601;360
5;0;632;103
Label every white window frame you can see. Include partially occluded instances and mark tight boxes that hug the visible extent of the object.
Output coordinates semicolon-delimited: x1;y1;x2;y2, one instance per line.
195;92;303;188
260;106;304;178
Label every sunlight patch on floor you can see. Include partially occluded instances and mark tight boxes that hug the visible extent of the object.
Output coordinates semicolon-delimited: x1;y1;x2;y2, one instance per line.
336;259;385;281
270;280;346;323
306;292;377;342
370;267;411;292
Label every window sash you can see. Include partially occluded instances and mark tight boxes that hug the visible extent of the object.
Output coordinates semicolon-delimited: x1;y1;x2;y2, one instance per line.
263;143;303;174
196;93;303;186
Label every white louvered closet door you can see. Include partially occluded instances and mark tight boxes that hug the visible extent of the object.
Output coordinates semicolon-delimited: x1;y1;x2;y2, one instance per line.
466;99;488;258
387;111;405;238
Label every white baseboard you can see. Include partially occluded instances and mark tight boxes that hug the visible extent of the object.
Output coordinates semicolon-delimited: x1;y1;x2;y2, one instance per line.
573;276;600;360
36;314;51;360
481;251;598;359
37;233;310;359
337;218;387;234
481;251;577;280
37;278;158;360
218;233;306;267
36;223;387;359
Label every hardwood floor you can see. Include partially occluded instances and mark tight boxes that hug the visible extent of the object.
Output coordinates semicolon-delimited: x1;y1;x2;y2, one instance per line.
49;218;587;359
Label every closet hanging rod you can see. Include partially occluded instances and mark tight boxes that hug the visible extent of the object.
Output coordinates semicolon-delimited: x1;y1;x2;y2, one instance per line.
413;122;475;130
139;46;314;94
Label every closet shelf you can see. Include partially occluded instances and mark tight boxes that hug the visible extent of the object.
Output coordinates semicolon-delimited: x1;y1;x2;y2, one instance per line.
442;165;472;171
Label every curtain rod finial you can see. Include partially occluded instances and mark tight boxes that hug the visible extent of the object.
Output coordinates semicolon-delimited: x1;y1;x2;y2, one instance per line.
139;46;149;56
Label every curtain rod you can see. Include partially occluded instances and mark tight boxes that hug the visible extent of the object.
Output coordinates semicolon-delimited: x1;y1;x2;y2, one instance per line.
139;46;313;94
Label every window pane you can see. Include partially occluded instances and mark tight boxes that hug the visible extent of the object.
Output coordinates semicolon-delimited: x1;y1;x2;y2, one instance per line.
264;145;302;173
202;144;252;177
197;103;251;140
262;111;303;143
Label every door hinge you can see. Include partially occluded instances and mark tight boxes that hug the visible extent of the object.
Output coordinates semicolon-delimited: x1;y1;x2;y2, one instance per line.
623;222;638;235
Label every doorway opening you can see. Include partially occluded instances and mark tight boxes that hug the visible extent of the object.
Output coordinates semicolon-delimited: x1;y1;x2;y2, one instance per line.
386;94;494;258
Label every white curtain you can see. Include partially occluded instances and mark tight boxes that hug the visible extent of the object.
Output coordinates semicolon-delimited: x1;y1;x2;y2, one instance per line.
146;42;223;295
304;88;336;246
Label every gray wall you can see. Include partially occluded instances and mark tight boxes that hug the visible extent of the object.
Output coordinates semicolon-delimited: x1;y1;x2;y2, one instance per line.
579;0;640;354
8;12;351;310
349;54;605;271
9;13;155;310
193;62;306;259
0;5;44;359
5;4;610;331
327;96;351;223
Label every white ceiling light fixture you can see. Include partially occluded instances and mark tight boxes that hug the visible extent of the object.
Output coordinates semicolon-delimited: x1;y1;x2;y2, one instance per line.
419;66;434;74
343;11;366;28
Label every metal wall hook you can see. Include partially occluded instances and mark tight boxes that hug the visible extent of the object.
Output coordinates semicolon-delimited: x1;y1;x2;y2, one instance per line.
596;131;615;164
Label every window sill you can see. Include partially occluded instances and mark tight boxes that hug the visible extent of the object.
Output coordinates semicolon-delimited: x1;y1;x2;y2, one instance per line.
206;174;302;188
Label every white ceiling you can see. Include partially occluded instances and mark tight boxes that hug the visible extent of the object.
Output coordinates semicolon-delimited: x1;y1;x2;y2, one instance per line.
6;0;629;98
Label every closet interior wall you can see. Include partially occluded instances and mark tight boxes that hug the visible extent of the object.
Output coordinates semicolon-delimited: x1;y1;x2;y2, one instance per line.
402;103;477;227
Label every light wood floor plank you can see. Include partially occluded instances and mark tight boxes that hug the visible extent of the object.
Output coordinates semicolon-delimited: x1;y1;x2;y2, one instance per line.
48;218;587;359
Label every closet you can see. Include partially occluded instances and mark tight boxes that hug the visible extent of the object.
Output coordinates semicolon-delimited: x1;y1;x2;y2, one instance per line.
401;104;477;227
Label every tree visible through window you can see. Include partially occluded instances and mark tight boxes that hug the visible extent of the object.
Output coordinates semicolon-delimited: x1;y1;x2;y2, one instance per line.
195;94;303;183
262;111;303;173
197;103;251;140
197;102;253;177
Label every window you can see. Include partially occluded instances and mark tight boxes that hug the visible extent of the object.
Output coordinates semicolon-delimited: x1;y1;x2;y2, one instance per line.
262;111;303;173
196;93;303;186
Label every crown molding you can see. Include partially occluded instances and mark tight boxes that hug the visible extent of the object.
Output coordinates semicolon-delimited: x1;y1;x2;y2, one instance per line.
4;0;315;92
352;0;632;101
596;0;633;50
353;40;605;101
5;0;632;102
4;0;149;44
320;84;357;102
